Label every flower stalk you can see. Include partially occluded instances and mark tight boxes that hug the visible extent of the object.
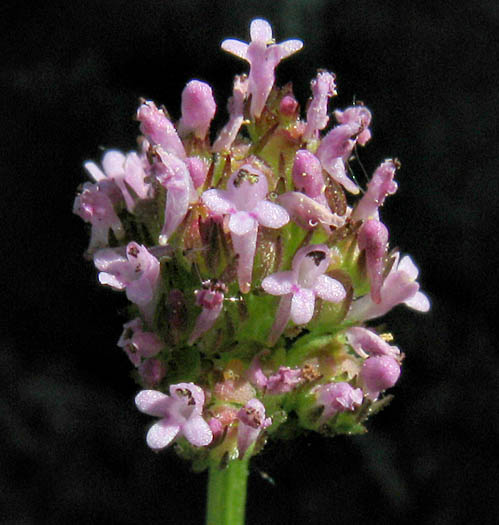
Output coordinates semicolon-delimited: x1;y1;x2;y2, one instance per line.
206;455;250;525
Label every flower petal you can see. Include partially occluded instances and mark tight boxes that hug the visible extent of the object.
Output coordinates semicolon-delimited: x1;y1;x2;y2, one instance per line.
290;288;315;325
404;290;430;312
221;39;248;60
252;200;289;229
146;420;180;450
398;255;419;280
250;18;273;43
313;275;346;303
261;271;294;296
201;189;235;215
277;39;304;60
182;415;213;447
135;390;170;417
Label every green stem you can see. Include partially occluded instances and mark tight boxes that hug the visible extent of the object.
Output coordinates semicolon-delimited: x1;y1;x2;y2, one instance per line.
206;456;250;525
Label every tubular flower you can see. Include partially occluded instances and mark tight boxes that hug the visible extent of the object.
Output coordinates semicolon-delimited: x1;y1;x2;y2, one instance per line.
135;384;213;450
202;164;289;293
262;244;346;344
221;18;303;118
117;318;164;366
303;71;337;141
348;253;430;321
94;242;160;324
73;182;124;254
315;382;363;424
76;18;429;469
237;398;272;457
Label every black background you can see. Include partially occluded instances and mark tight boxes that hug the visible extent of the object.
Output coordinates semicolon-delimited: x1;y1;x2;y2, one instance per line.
2;1;498;523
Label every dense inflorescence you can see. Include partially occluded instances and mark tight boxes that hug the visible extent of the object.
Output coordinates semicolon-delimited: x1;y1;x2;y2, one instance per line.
74;19;429;470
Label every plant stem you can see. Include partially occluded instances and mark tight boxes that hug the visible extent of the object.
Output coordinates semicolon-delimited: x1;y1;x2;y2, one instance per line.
206;456;250;525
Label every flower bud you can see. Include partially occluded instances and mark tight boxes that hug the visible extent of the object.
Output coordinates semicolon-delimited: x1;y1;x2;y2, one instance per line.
178;80;216;139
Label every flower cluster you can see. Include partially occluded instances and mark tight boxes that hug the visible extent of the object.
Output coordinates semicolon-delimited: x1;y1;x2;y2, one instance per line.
75;19;429;468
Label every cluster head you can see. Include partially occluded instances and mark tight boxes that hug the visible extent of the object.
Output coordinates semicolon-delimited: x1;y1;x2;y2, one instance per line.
74;19;429;469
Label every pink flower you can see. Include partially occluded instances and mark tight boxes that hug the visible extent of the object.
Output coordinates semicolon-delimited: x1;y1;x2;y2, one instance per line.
358;219;389;304
83;150;150;211
117;318;164;366
315;382;363;423
188;280;227;345
221;19;302;118
316;105;372;194
212;75;248;152
237;398;271;457
73;182;124;253
348;253;430;321
135;384;213;450
177;80;217;139
136;100;186;159
138;358;167;389
360;355;401;400
346;327;400;359
334;105;372;145
246;354;302;393
94;242;160;324
303;71;337;141
262;244;346;344
352;159;398;221
152;147;198;245
201;164;289;292
266;367;303;394
277;191;347;231
291;150;328;207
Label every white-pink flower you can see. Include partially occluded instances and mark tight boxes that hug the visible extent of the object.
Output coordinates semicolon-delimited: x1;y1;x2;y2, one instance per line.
303;71;337;141
152;147;198;245
221;19;302;118
135;384;213;450
316;105;372;194
345;327;400;359
94;242;160;324
73;182;124;253
84;149;151;212
212;75;248;153
352;159;398;221
262;244;346;344
237;398;271;457
315;382;363;423
201;164;289;293
348;253;430;321
117;318;164;366
188;280;227;345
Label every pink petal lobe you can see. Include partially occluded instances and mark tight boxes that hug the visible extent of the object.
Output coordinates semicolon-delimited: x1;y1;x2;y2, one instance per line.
146;420;180;450
250;19;273;43
252;200;289;229
405;291;430;312
201;189;234;215
221;39;248;59
277;39;304;60
182;415;213;447
313;275;346;303
290;288;316;325
261;271;294;296
135;390;170;417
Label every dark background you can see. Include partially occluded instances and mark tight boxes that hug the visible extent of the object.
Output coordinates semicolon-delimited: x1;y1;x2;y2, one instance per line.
2;1;498;523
